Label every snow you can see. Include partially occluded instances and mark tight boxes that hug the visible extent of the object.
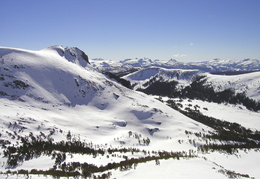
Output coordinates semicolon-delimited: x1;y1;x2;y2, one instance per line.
175;99;260;131
205;72;260;100
123;67;201;90
0;46;259;179
0;46;211;146
90;56;260;73
203;150;260;179
112;157;228;179
15;156;54;171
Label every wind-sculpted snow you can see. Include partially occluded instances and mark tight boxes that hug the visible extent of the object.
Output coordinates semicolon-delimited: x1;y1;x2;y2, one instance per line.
0;46;100;106
41;45;89;67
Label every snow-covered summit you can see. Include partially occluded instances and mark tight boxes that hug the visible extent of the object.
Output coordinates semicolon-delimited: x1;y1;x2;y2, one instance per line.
120;58;156;68
0;45;210;143
0;46;260;178
0;46;94;106
41;45;90;67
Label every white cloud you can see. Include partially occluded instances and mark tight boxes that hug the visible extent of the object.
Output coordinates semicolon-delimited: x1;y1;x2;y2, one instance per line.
172;54;187;58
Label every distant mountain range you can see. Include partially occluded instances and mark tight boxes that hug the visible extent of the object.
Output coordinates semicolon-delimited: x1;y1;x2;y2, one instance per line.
0;46;259;178
122;67;260;102
90;57;260;74
91;57;260;105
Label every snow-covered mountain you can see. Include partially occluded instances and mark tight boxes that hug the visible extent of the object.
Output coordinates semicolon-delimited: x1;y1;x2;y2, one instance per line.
203;71;260;101
90;57;260;74
123;67;200;90
122;67;260;102
0;46;259;179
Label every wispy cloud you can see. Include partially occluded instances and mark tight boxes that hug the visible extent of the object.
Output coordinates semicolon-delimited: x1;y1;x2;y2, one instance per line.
172;54;187;58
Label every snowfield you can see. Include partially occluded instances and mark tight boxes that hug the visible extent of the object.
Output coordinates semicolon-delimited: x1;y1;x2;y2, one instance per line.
123;67;200;91
204;72;260;101
0;46;259;178
122;66;260;102
167;98;260;131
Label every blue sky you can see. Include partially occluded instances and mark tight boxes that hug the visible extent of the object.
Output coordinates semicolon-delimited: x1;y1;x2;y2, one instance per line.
1;0;260;62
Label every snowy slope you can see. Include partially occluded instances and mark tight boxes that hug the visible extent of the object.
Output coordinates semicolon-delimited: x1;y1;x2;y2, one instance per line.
123;67;200;90
122;66;260;101
0;46;259;179
0;46;211;140
0;46;210;171
204;71;260;101
169;98;260;131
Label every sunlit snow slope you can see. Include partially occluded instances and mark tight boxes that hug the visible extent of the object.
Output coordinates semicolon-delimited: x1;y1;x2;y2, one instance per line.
0;46;259;179
123;67;260;101
0;46;211;148
204;72;260;101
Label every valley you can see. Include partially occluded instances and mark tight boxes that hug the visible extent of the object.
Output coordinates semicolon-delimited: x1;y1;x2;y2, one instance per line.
0;46;259;179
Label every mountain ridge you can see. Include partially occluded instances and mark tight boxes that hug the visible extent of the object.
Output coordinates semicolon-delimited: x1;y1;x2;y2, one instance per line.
90;57;260;74
0;46;259;178
0;45;212;144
